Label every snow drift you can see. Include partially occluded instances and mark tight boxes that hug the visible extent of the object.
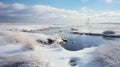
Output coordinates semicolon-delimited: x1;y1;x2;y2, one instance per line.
0;52;48;67
96;42;120;67
0;30;65;51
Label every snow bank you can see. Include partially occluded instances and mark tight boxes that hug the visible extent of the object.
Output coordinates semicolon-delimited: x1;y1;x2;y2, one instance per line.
39;46;98;67
0;44;99;67
0;30;64;51
96;42;120;67
0;52;47;67
0;31;40;51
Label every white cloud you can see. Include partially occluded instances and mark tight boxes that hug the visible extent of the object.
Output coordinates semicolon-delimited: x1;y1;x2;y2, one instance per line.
81;7;88;13
105;0;112;3
30;5;79;15
12;3;26;10
0;2;4;7
0;2;8;8
81;7;94;13
0;2;119;23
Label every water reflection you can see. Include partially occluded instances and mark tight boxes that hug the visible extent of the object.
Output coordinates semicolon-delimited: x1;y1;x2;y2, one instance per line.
62;35;103;51
102;36;117;40
37;27;120;51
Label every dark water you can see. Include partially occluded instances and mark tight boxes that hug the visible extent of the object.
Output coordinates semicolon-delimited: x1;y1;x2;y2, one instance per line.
34;27;120;51
61;34;119;51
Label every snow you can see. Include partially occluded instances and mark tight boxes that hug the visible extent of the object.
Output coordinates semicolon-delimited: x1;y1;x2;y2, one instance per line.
74;29;105;34
96;42;120;67
0;29;101;67
0;44;99;67
0;24;120;67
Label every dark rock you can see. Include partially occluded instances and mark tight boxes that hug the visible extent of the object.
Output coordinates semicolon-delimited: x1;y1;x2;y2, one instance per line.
36;39;47;45
36;39;55;45
21;30;32;32
70;32;83;35
62;39;67;42
70;63;77;66
70;59;76;63
69;57;80;66
69;59;77;66
71;28;78;31
47;38;55;45
36;39;43;44
103;30;115;35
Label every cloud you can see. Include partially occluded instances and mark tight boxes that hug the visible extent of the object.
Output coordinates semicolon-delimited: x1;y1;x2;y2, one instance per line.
12;3;26;10
0;2;4;7
0;2;8;8
81;7;94;13
81;7;88;13
0;3;83;23
105;0;112;3
0;2;119;23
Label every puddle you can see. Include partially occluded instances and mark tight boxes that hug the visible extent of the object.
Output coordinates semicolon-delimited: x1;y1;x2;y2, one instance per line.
34;27;120;51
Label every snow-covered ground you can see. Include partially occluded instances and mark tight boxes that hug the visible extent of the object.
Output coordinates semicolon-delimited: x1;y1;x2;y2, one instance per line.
0;24;120;67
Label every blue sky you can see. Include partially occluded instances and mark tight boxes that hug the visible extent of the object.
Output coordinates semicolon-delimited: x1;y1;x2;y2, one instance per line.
1;0;120;11
0;0;120;23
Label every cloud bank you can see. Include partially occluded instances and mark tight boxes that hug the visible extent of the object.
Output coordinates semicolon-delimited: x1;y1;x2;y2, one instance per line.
0;2;120;24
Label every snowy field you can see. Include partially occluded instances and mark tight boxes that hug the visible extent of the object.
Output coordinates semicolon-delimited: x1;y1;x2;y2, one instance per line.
0;23;120;67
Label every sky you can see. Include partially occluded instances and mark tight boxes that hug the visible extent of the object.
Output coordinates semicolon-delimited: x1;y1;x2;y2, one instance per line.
0;0;120;24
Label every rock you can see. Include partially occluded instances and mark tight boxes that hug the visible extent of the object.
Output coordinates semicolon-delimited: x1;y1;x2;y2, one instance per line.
36;39;47;45
71;28;78;31
69;59;77;66
36;39;43;44
103;30;115;35
36;39;55;45
21;30;31;32
62;39;67;42
47;38;55;45
69;57;80;66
